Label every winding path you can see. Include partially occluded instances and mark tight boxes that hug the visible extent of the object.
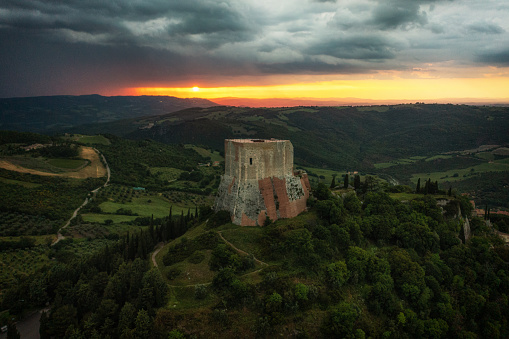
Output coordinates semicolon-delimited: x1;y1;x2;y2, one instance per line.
216;231;268;267
151;242;164;267
52;148;110;245
150;229;269;288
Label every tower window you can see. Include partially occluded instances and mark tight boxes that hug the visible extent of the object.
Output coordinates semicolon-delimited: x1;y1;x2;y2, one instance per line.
250;158;253;165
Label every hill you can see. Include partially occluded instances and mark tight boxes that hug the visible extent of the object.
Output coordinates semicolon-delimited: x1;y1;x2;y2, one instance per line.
0;95;217;133
68;104;509;171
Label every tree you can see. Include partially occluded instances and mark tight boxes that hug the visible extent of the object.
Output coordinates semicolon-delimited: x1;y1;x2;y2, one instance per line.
326;261;350;289
344;174;349;189
7;322;20;339
314;182;331;200
416;178;421;193
40;311;50;339
354;175;361;190
118;302;136;335
330;175;336;189
134;309;152;339
322;302;360;338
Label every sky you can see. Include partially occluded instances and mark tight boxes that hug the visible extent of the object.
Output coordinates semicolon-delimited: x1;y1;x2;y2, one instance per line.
1;0;509;104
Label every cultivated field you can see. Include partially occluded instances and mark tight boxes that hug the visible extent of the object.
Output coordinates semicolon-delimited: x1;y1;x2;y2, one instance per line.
0;146;106;179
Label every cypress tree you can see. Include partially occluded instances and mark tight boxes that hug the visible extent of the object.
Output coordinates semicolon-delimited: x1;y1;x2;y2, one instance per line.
344;174;349;189
330;175;336;189
448;186;452;196
354;175;361;190
416;178;421;193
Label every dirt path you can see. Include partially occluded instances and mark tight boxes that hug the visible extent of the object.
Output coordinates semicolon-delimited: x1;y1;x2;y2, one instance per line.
151;242;164;267
52;149;110;245
0;146;106;179
217;231;268;267
155;230;269;288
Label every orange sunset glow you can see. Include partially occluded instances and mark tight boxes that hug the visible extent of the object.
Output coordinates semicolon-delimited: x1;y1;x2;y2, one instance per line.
130;77;509;106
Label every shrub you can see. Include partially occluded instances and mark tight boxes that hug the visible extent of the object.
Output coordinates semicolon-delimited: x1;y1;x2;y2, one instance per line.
166;267;182;280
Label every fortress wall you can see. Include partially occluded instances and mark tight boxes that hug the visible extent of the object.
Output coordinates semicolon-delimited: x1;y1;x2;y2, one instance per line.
224;139;293;180
216;139;310;226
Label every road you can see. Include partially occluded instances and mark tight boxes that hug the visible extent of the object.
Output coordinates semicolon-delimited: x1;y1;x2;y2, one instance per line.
52;148;110;245
0;308;49;339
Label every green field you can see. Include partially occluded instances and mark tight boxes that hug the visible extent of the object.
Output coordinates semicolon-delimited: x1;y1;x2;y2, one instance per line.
47;158;87;169
424;155;453;162
77;135;111;145
374;157;422;169
411;158;509;184
81;213;138;223
99;196;194;218
186;145;224;163
298;166;344;184
151;167;184;181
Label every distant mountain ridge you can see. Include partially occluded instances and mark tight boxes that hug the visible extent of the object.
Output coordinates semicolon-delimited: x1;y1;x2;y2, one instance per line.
0;95;218;133
67;104;509;170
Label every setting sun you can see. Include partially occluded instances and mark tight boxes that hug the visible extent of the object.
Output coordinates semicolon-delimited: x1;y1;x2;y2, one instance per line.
192;87;200;92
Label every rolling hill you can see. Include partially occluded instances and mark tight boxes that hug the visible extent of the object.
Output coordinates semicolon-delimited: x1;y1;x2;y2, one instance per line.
0;95;217;133
68;104;509;171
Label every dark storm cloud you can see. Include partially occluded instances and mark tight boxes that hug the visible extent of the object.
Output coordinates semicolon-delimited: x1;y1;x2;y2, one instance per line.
476;49;509;66
0;0;508;97
257;60;366;74
307;34;398;60
467;22;505;35
370;0;427;30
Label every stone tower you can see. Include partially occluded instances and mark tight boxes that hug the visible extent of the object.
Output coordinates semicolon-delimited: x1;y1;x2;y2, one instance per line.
215;139;310;226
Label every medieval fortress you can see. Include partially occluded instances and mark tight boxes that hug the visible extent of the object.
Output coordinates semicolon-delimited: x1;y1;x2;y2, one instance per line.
215;139;310;226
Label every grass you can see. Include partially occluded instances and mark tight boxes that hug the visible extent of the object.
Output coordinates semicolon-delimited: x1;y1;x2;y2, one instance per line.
4;156;65;173
151;167;184;181
374;162;396;169
298;166;344;185
81;213;138;223
99;195;193;219
0;177;41;188
389;193;450;201
219;226;265;259
77;135;111;145
185;145;224;163
410;158;509;184
47;158;87;169
162;250;216;286
425;155;453;162
99;198;170;218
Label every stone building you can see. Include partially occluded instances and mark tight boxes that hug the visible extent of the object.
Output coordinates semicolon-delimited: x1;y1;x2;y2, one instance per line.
215;138;310;226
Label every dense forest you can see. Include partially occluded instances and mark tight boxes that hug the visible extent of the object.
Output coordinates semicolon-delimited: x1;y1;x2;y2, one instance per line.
2;178;508;338
94;135;205;189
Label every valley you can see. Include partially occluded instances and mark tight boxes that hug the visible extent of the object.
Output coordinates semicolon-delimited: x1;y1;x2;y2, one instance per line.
0;102;508;338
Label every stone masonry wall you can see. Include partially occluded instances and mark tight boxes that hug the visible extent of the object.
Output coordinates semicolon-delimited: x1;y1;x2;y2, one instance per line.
215;139;310;226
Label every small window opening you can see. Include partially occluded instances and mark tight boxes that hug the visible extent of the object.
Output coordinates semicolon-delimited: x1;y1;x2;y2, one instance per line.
250;158;253;165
